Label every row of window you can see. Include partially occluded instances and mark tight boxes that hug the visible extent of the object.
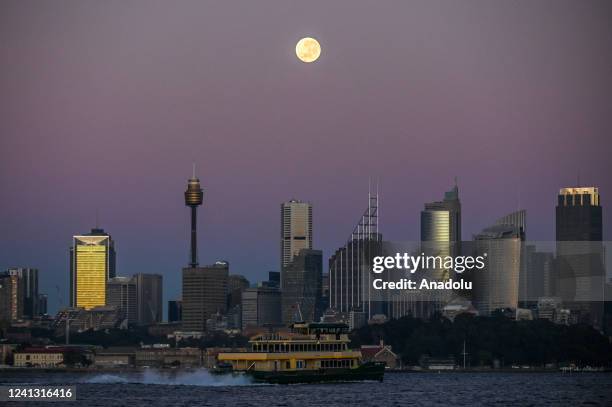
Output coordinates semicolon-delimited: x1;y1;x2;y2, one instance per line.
252;342;348;353
321;359;355;368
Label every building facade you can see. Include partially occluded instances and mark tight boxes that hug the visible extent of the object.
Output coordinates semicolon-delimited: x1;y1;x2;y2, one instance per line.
555;186;604;327
168;300;182;323
241;286;282;329
135;273;163;325
6;268;39;318
182;261;229;331
281;249;322;324
0;272;23;322
472;222;522;316
70;228;116;310
280;200;313;270
106;276;137;325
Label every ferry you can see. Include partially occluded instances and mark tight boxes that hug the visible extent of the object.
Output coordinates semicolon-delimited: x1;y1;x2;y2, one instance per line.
217;322;385;384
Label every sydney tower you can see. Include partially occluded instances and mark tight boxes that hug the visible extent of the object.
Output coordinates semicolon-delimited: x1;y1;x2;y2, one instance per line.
184;167;204;267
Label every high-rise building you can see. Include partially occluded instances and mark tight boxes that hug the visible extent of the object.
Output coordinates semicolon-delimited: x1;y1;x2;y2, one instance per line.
329;192;381;319
182;261;229;331
495;210;526;237
421;183;461;244
556;187;602;241
0;272;23;322
280;200;312;270
555;186;604;327
414;184;462;317
6;268;39;319
38;294;48;316
227;274;250;308
135;273;163;325
281;249;322;324
70;228;116;310
168;300;182;323
106;276;137;325
267;271;280;288
472;220;522;316
181;168;227;332
242;286;282;329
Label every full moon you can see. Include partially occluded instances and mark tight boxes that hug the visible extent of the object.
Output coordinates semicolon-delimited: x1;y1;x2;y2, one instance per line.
295;37;321;63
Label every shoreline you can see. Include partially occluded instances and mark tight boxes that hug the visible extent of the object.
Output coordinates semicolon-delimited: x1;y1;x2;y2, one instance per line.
1;367;610;374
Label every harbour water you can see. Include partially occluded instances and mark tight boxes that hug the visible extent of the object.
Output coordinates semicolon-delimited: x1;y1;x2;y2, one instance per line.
1;370;611;406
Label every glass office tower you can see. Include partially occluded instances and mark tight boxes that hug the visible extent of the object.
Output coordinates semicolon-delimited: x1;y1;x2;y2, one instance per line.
70;228;116;310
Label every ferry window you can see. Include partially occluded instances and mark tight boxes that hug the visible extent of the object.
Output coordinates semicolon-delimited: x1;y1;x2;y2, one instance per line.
286;361;290;369
351;359;355;366
297;360;305;369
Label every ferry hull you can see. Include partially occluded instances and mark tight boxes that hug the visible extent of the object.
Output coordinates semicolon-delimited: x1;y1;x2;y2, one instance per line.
248;362;385;384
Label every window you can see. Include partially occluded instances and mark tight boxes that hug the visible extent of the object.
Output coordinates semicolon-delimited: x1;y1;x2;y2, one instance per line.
296;360;305;369
286;361;290;369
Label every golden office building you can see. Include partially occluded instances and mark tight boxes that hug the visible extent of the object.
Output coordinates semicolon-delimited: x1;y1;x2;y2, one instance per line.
70;228;116;310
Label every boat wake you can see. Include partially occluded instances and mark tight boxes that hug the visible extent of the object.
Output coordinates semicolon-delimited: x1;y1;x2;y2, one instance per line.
84;369;254;386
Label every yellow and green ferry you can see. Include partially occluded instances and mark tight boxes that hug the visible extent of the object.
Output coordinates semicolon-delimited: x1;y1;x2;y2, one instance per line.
217;322;385;384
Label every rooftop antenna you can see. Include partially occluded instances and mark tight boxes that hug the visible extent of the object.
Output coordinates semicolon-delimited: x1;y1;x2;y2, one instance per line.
192;162;196;179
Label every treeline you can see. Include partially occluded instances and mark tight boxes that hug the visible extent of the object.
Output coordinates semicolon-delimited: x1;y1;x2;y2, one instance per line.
21;326;249;349
350;313;612;367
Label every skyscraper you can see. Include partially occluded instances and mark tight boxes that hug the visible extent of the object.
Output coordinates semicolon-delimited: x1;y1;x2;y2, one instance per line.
280;200;312;270
168;300;182;323
418;184;462;316
135;273;163;325
242;286;282;330
6;268;39;319
329;192;381;319
0;271;23;322
70;228;116;310
556;187;602;241
281;249;322;324
472;221;522;316
421;183;461;242
106;276;137;325
182;261;229;331
555;186;604;326
181;170;229;331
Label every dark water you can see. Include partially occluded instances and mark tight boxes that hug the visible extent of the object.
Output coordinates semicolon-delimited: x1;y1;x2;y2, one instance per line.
1;370;611;406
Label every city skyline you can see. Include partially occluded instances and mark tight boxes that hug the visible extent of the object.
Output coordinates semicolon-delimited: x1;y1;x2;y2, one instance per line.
1;179;610;317
1;1;612;316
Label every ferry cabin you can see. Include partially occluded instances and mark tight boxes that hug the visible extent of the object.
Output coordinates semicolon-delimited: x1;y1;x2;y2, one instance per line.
218;322;362;372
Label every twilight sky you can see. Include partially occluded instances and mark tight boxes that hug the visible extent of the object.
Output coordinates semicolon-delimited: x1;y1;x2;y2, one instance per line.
1;1;611;315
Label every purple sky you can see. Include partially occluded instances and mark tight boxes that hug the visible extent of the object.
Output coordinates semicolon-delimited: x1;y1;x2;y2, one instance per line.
1;1;611;315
